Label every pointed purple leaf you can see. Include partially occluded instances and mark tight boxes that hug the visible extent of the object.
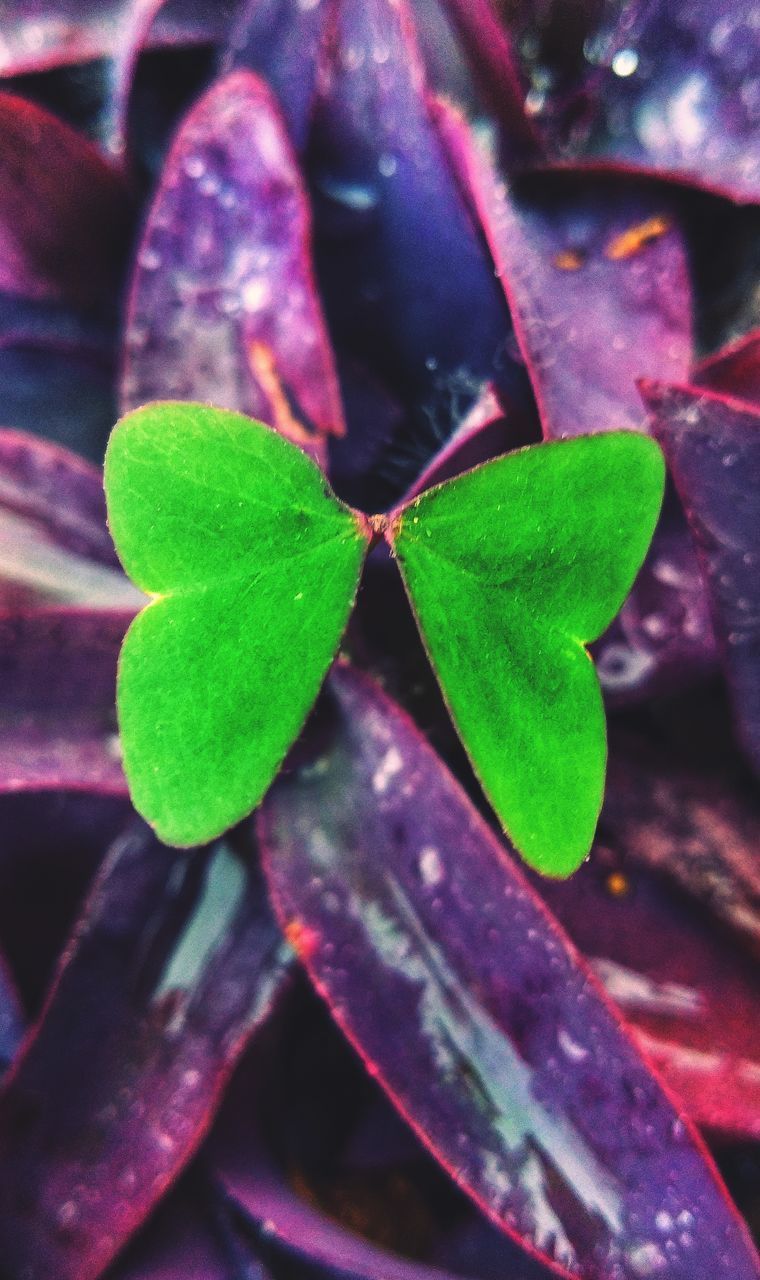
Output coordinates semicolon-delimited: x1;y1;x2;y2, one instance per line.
308;0;525;447
0;822;293;1280
436;101;692;439
438;0;541;163
643;381;760;776
222;0;334;152
121;69;344;451
694;330;760;409
259;664;760;1280
0;608;132;795
0;94;130;310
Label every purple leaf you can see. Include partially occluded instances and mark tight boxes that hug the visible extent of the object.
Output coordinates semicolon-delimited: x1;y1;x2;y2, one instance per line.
0;608;132;795
307;0;525;457
547;0;760;203
0;428;119;570
0;822;293;1280
436;100;693;439
213;987;553;1280
642;380;760;776
222;0;334;152
258;663;760;1280
593;502;717;704
532;732;760;1139
121;69;344;453
0;0;237;78
438;0;541;164
694;330;760;409
0;430;141;608
603;729;760;962
0;94;130;310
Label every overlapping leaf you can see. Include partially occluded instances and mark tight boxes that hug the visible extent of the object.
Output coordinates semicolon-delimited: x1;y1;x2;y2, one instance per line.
121;70;344;451
259;663;760;1279
0;820;292;1280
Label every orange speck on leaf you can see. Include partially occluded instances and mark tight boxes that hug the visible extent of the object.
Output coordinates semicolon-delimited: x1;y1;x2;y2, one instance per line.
606;870;630;897
605;216;671;261
553;249;585;271
285;918;320;959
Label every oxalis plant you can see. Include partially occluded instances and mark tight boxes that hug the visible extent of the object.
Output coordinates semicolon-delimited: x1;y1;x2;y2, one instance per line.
105;401;664;876
1;0;760;1278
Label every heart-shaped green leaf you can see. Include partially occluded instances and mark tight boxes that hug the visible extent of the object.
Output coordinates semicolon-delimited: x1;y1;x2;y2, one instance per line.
389;433;665;877
105;402;368;846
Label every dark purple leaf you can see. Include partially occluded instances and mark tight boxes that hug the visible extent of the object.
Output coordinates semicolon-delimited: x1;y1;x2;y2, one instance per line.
694;330;760;409
0;948;24;1076
0;608;132;795
307;0;526;477
0;792;131;1015
259;663;760;1280
0;93;130;310
603;728;760;961
0;432;141;606
438;0;540;163
404;384;538;499
643;380;760;776
121;69;344;454
0;428;119;570
109;1186;241;1280
545;0;760;203
0;0;237;79
222;0;334;152
436;100;693;439
213;987;552;1280
0;295;118;461
531;733;760;1138
0;822;293;1280
593;500;717;704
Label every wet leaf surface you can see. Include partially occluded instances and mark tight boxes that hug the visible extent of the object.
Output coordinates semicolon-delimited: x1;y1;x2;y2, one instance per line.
436;101;692;439
0;821;293;1280
259;663;760;1279
643;381;760;776
121;69;344;449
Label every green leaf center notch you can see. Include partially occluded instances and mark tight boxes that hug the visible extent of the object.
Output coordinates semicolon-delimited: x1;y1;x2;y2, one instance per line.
105;402;369;847
105;403;663;875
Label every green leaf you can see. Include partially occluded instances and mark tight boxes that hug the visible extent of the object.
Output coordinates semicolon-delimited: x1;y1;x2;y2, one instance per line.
105;401;368;847
389;433;665;877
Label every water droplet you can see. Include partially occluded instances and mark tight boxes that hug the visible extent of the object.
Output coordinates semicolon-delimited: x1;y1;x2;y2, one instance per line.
138;246;161;272
418;845;444;887
378;152;397;178
612;48;639;77
56;1201;79;1229
182;154;205;180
